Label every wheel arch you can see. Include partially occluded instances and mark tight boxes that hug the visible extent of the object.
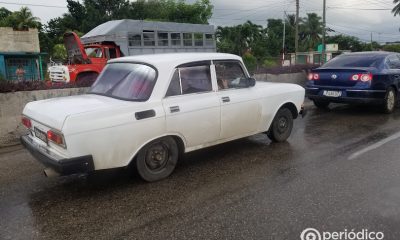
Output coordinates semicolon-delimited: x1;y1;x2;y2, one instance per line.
276;102;299;119
127;133;187;167
389;84;398;94
75;71;99;81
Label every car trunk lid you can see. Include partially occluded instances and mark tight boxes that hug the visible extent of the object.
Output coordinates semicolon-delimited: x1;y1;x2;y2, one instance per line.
23;94;126;131
312;68;373;87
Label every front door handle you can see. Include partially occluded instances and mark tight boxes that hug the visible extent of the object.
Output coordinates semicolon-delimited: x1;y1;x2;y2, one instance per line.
222;96;230;103
170;106;180;113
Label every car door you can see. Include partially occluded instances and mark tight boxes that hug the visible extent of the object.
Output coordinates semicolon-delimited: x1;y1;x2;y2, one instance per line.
214;60;261;140
162;62;221;149
387;54;400;91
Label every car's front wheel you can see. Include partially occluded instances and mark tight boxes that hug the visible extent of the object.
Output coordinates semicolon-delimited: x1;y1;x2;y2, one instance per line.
313;99;330;109
267;108;294;142
135;137;179;182
382;87;396;114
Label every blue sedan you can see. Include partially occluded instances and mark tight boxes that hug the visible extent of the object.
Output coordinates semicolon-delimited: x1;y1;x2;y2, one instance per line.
306;51;400;113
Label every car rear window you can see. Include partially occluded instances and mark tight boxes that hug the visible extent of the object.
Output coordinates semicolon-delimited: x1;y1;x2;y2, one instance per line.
323;54;385;68
89;63;157;101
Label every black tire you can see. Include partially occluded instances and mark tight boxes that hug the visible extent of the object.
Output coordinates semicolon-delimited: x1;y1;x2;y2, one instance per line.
313;99;330;109
267;108;294;142
135;137;179;182
382;87;396;114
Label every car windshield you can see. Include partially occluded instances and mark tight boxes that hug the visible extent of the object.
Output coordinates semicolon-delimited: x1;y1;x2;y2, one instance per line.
323;54;385;68
89;63;157;101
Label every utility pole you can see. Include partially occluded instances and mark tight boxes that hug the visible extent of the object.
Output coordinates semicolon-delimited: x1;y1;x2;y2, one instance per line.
370;32;373;50
282;11;286;65
295;0;299;64
321;0;326;65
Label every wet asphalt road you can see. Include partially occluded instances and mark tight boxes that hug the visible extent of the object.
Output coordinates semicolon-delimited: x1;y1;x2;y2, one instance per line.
2;103;400;240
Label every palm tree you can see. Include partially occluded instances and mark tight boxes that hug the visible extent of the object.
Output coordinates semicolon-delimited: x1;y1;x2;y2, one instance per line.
393;0;400;16
12;7;40;30
300;13;323;51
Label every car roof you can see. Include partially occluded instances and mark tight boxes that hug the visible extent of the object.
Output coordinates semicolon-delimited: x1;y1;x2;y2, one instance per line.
108;52;242;68
342;51;394;57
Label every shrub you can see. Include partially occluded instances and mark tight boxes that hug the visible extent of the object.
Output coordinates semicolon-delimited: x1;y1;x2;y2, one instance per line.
0;79;95;93
255;64;320;75
242;53;257;73
262;58;278;68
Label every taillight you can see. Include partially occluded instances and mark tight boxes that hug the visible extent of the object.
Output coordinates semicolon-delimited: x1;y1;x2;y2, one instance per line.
22;116;32;129
47;130;65;147
360;73;372;82
308;73;319;80
350;73;372;82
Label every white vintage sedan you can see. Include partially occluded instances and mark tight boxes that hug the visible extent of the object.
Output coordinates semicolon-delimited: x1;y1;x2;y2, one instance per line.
21;53;305;182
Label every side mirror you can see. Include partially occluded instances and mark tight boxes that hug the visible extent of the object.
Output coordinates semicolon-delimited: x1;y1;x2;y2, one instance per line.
247;77;256;87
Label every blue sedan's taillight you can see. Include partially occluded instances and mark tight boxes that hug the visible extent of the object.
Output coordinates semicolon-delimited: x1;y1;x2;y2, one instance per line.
308;73;319;81
350;73;372;82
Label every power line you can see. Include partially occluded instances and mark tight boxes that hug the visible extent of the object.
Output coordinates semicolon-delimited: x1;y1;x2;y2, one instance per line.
0;1;67;8
328;7;392;11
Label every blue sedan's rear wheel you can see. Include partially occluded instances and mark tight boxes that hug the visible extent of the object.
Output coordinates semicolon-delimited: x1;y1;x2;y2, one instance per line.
135;137;179;182
382;87;396;114
267;108;293;142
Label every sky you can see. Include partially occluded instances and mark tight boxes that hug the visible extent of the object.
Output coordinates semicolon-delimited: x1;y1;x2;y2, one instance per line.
1;0;400;44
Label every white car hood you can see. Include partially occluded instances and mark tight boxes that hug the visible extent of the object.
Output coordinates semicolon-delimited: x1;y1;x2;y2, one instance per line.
23;94;127;130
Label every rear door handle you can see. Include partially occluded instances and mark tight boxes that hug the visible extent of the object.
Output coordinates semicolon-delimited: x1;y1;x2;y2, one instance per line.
222;96;230;103
170;106;180;113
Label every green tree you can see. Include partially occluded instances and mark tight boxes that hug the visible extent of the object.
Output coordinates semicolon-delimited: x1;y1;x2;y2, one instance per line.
383;44;400;52
1;7;40;30
52;44;67;60
284;14;296;53
326;34;364;52
216;21;265;58
265;19;283;57
0;7;11;21
300;13;323;51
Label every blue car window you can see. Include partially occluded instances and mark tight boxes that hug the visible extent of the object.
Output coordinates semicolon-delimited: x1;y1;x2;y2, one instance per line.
323;54;385;68
387;55;400;69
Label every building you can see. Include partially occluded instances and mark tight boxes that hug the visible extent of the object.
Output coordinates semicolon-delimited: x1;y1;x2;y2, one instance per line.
286;44;349;66
0;27;46;81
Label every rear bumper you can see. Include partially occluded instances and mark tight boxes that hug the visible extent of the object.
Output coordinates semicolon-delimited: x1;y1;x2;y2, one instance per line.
306;87;386;104
21;135;94;175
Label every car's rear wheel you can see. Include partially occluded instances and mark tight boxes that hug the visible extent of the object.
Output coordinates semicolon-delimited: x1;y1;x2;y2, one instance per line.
267;108;293;142
382;87;396;114
313;99;330;109
135;137;179;182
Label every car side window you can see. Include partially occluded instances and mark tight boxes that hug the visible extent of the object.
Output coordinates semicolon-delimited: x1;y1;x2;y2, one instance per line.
166;70;181;97
214;61;247;90
387;55;400;69
166;64;212;96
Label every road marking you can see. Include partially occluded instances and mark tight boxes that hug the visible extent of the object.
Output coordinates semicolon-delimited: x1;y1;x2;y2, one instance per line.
348;131;400;160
